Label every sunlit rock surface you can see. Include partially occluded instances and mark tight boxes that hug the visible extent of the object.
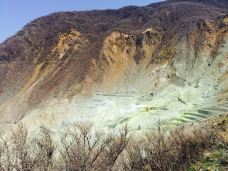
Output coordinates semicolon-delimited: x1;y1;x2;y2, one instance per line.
0;0;227;133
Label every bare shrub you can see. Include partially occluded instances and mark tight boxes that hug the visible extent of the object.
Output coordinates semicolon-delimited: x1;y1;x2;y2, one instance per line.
60;122;129;171
10;124;38;171
60;122;104;171
0;124;56;171
118;138;147;171
121;123;218;171
100;124;129;170
34;126;55;171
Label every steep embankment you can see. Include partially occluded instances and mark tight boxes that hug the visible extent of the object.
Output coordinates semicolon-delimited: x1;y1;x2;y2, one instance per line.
0;0;227;132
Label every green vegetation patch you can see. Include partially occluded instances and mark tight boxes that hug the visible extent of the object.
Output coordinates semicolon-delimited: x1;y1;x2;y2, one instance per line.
188;146;228;171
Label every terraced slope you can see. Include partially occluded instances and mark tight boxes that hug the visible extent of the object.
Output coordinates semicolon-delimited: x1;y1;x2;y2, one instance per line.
0;0;227;132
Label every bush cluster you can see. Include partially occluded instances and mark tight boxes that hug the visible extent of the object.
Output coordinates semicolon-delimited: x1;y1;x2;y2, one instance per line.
0;122;221;171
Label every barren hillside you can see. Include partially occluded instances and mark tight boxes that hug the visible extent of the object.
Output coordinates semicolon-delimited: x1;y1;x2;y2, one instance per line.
0;0;227;132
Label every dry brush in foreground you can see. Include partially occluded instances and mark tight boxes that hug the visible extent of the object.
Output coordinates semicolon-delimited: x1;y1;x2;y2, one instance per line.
0;119;226;171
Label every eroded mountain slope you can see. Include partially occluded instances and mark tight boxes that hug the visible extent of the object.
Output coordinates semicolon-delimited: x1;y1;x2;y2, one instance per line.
0;0;227;132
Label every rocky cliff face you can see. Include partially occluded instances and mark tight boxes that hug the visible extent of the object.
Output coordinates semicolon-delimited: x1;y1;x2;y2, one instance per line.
0;0;227;132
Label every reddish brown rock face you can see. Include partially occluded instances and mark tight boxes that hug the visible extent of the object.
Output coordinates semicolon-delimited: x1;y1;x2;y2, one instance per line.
0;0;227;132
